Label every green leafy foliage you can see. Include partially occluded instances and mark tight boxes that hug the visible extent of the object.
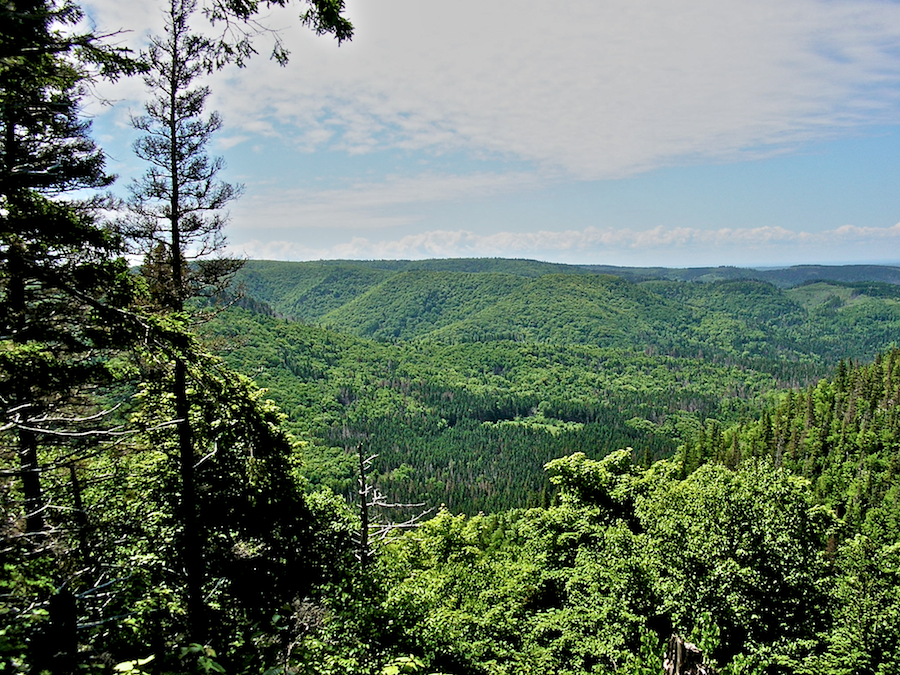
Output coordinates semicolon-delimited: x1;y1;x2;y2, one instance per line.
312;455;832;674
702;349;900;541
277;339;900;674
233;261;900;376
202;307;784;513
5;0;900;669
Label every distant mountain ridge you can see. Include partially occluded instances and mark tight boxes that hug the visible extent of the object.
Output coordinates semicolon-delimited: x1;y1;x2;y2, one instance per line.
582;262;900;286
232;259;900;372
238;258;900;299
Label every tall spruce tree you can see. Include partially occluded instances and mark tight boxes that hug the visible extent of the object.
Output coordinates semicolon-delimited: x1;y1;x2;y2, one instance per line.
1;0;117;537
0;0;354;666
0;0;143;669
0;0;143;553
122;0;355;650
126;0;240;641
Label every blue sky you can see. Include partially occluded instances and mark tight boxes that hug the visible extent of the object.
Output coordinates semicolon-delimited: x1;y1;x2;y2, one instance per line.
85;0;900;268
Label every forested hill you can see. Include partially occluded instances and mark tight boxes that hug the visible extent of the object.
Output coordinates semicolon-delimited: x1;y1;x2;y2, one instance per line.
207;259;900;515
203;308;782;513
333;352;900;675
234;258;588;320
235;259;900;318
583;262;900;286
233;260;900;371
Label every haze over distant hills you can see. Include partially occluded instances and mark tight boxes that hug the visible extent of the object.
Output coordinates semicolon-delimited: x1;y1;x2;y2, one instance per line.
581;262;900;286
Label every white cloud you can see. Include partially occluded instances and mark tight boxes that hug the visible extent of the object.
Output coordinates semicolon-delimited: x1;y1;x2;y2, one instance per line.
229;222;900;266
81;0;900;267
85;0;900;179
190;0;900;179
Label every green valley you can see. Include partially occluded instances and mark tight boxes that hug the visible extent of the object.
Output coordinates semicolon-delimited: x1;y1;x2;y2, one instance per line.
201;260;900;516
7;249;900;673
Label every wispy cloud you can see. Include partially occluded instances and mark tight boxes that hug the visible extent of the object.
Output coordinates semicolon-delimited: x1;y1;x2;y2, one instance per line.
200;0;900;179
83;0;900;266
228;171;545;231
87;0;900;179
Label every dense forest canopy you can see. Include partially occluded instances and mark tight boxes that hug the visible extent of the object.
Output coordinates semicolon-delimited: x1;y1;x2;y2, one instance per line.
208;262;900;674
202;260;900;515
232;260;900;368
3;0;900;671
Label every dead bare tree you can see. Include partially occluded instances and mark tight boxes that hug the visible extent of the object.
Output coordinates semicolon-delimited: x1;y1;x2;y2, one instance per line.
352;441;434;567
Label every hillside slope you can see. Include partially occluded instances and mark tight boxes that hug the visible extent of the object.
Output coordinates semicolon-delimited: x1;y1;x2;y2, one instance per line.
202;307;780;512
235;261;900;373
212;260;900;513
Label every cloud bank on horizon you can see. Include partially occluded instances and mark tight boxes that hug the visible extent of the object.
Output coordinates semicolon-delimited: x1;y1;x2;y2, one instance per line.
234;222;900;269
86;0;900;267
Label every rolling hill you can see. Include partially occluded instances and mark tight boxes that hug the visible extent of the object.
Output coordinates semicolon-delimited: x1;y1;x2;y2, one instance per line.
207;259;900;513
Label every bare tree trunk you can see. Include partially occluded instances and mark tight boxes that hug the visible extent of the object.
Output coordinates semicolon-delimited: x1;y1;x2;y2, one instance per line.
8;240;45;536
31;588;77;674
357;442;370;568
175;357;204;642
69;464;91;562
18;428;44;534
663;634;717;675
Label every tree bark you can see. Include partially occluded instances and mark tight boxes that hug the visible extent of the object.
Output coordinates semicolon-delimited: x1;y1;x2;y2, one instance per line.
176;357;204;642
7;240;45;536
357;442;370;568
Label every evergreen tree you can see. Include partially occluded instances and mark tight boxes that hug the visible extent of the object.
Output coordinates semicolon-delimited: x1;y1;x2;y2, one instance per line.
0;0;143;669
0;0;355;667
124;0;246;642
127;0;244;311
1;0;121;536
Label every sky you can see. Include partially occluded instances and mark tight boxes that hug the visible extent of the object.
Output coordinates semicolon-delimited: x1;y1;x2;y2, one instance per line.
82;0;900;268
